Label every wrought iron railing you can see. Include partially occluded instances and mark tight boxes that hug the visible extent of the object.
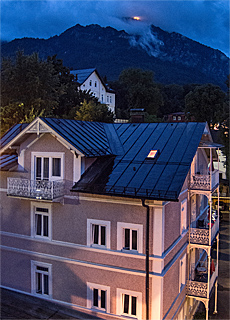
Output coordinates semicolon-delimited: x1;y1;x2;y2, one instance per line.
187;280;208;298
190;170;219;191
190;216;219;245
7;177;65;200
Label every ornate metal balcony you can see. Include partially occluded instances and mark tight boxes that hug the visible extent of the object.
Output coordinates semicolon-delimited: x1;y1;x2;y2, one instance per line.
190;216;219;245
7;177;65;200
190;170;219;192
187;280;208;298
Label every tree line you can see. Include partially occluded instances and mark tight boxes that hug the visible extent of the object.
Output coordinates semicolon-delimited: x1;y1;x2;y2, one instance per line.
1;51;229;177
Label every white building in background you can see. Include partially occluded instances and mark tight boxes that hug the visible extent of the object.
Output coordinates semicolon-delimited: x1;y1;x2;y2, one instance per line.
70;68;115;113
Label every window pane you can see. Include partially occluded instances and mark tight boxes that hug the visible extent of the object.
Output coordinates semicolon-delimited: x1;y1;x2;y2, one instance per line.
101;290;106;309
101;226;106;246
43;158;49;180
36;157;41;180
124;229;130;249
36;207;49;213
123;294;129;314
93;288;98;307
131;296;137;315
43;215;49;237
132;230;137;250
36;272;42;294
93;225;99;244
35;214;42;235
36;266;49;272
44;274;49;295
52;158;61;177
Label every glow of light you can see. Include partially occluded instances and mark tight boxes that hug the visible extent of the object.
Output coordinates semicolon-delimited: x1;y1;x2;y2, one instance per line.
133;16;140;20
147;150;158;158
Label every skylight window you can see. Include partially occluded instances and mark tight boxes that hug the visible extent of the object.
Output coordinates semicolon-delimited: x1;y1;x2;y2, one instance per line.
147;150;159;159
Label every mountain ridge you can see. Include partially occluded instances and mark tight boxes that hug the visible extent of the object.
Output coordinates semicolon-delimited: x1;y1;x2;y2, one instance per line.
1;23;229;89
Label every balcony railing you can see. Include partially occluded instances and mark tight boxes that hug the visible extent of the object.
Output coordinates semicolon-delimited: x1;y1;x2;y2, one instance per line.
190;170;219;191
190;216;219;245
7;177;65;200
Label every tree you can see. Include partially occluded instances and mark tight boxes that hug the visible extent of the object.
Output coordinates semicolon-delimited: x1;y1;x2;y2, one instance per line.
75;100;114;122
1;51;60;134
115;68;163;117
185;84;227;127
159;84;185;117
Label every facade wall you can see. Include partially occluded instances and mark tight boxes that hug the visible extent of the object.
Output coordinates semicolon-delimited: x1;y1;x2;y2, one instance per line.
80;72;115;112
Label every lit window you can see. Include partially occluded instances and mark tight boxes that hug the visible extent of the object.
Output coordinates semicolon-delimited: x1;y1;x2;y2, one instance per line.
147;150;158;159
87;283;110;312
178;116;181;121
117;288;142;318
87;219;111;249
181;199;187;234
117;222;143;253
173;116;176;121
31;202;51;240
31;261;52;297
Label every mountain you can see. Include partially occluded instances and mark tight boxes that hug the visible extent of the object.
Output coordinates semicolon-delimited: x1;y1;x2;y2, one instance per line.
1;24;229;89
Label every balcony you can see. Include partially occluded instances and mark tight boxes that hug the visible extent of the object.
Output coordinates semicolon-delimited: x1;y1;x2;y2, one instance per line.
190;170;219;192
187;261;218;298
7;177;65;200
190;216;219;245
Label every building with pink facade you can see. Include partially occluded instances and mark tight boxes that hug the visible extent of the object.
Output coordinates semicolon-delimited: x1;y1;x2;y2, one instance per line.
0;118;221;319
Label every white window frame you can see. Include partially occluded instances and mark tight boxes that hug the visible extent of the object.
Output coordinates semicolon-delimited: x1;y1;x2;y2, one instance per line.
31;152;64;181
87;219;111;249
181;199;187;234
179;254;187;292
31;202;52;240
31;260;52;298
117;222;143;253
117;288;142;319
87;282;110;313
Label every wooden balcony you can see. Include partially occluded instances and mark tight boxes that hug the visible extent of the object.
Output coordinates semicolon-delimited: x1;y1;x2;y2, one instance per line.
7;177;65;201
190;216;219;246
190;170;219;192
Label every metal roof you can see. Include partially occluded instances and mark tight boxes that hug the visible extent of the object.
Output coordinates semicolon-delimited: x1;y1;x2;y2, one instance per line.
40;118;112;157
0;123;28;149
73;122;206;201
70;68;96;84
0;154;18;171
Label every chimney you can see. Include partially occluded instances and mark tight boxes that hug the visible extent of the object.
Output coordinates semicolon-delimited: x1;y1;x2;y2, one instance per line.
130;109;145;123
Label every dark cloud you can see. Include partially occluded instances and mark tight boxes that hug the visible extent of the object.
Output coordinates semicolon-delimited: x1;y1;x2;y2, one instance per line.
1;0;229;56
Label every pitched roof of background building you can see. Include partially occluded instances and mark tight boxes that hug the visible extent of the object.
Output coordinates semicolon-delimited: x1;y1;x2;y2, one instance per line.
0;118;206;201
70;68;115;93
70;68;96;84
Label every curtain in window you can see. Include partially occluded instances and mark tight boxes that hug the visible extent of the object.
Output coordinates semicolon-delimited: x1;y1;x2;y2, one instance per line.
52;158;61;177
35;214;42;236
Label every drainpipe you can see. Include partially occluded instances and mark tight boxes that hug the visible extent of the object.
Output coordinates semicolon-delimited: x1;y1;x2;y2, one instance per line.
142;199;150;320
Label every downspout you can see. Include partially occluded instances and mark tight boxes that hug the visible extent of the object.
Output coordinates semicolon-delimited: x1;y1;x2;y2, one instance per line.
142;199;150;320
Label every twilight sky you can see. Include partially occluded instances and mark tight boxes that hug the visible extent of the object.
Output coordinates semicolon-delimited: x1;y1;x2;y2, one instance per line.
1;0;229;57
